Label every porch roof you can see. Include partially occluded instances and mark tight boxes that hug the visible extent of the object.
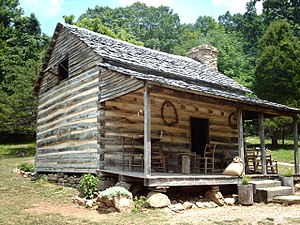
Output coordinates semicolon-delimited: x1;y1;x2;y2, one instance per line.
99;62;300;116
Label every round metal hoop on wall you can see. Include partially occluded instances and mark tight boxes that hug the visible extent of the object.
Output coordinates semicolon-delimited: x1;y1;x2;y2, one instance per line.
161;101;178;126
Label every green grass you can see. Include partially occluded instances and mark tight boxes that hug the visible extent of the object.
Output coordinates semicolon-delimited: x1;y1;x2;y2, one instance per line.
0;142;299;224
247;136;298;164
0;142;36;158
269;149;295;164
0;143;170;225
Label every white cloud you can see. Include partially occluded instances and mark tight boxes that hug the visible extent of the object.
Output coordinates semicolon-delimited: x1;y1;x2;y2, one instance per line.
212;0;262;14
20;0;64;18
117;0;174;7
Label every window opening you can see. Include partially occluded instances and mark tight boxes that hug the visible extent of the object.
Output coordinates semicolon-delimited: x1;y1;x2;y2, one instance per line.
58;57;69;81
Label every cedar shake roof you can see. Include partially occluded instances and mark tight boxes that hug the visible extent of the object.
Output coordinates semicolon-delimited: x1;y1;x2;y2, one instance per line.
34;23;300;115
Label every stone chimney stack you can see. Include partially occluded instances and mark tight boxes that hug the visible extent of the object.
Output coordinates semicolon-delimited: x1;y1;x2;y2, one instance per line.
187;44;218;70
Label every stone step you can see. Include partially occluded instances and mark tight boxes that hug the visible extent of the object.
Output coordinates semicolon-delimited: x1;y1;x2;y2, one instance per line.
254;186;293;203
273;195;300;205
250;180;281;192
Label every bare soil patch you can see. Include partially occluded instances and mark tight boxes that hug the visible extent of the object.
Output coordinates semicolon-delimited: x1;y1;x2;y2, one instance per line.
24;203;111;222
24;201;300;225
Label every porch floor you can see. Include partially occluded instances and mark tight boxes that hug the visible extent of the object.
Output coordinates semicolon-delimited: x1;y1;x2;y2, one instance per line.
97;169;279;187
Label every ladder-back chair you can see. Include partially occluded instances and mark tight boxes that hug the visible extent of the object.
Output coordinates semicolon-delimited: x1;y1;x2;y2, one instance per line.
195;144;217;174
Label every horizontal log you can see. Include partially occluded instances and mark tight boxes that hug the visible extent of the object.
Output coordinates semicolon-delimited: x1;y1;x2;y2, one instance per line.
36;143;99;154
37;108;98;129
37;130;99;147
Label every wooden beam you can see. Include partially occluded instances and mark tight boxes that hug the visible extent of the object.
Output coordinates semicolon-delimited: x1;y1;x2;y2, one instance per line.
293;116;299;174
259;113;266;175
237;108;245;175
144;83;151;177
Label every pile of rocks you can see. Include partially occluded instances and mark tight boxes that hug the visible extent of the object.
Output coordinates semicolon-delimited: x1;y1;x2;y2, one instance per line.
73;187;134;213
13;168;33;178
167;196;237;213
47;173;82;188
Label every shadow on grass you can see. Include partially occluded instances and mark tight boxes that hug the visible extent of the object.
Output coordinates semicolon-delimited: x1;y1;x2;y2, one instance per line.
0;143;36;158
248;143;294;151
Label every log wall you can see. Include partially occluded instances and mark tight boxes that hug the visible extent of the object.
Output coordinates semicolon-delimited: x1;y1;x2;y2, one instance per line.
102;73;239;171
36;28;102;173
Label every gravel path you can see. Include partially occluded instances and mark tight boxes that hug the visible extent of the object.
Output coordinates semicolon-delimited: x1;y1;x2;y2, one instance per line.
166;203;300;225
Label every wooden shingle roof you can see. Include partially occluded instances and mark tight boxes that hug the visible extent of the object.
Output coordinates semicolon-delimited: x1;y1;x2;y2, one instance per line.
35;23;300;115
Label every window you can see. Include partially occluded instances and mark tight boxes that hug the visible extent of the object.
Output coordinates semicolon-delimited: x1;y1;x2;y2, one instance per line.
58;56;69;81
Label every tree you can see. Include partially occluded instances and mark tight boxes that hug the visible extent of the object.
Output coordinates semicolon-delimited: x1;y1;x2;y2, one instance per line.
75;2;181;53
254;20;300;106
254;20;300;147
194;15;219;36
0;0;48;140
219;1;266;64
63;15;143;46
198;27;255;89
261;0;300;30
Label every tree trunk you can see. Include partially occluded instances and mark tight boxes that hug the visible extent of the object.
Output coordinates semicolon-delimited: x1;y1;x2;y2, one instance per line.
238;184;253;206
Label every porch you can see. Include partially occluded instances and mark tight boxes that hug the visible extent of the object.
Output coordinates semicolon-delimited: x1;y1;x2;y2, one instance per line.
99;84;299;187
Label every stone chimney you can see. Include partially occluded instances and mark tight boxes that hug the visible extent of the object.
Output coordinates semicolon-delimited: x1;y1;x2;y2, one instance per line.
187;44;218;70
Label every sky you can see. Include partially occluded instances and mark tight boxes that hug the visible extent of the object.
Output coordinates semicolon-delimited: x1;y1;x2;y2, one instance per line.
19;0;262;36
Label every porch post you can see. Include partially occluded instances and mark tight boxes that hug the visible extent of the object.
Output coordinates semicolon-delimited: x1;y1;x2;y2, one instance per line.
144;83;151;177
237;109;245;175
259;113;267;175
293;115;299;174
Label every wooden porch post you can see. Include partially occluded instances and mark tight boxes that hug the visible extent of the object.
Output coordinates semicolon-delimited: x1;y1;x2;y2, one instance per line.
144;83;151;177
259;113;267;175
293;116;299;174
237;109;245;175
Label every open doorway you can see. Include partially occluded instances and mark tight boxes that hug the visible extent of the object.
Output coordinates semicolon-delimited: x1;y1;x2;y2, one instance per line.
191;118;209;156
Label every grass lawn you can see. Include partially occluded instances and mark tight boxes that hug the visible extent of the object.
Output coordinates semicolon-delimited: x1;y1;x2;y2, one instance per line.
0;142;299;224
246;136;299;175
0;143;169;225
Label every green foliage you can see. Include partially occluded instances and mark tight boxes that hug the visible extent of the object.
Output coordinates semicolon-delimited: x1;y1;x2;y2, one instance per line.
101;186;133;200
71;2;180;53
35;174;48;185
0;0;49;138
133;195;148;213
79;174;99;199
262;0;300;32
282;170;293;177
18;162;34;172
254;19;300;107
241;176;251;185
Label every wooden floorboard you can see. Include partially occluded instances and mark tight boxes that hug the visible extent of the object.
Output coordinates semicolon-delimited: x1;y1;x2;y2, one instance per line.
97;169;280;187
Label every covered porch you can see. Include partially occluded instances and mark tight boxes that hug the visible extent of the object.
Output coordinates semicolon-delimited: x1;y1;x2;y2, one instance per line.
99;82;299;187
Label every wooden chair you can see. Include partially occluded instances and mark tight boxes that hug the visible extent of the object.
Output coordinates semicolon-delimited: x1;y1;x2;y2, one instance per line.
266;154;278;174
122;137;143;172
195;144;217;174
245;147;261;174
151;140;167;172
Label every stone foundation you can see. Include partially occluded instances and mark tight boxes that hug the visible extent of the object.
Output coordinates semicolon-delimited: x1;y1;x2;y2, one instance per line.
46;173;82;188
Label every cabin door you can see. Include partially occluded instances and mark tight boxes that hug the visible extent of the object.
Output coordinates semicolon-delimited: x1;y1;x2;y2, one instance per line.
191;118;209;157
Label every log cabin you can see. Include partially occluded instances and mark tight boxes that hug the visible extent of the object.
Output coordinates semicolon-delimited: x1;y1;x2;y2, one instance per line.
34;23;300;187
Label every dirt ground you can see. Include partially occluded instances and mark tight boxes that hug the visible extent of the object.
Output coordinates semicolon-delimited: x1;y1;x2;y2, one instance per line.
24;200;300;225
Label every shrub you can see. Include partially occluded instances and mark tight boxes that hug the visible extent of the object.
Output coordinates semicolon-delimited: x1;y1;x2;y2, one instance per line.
133;196;148;212
282;170;293;177
101;186;132;200
18;162;34;172
241;176;251;185
79;174;99;199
